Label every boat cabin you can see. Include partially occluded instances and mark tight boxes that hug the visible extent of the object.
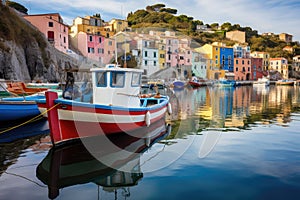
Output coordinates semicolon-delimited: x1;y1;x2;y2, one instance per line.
90;64;144;108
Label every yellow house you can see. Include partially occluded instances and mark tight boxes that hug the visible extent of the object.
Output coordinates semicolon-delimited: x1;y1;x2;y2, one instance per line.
269;57;289;79
195;43;226;79
107;19;128;33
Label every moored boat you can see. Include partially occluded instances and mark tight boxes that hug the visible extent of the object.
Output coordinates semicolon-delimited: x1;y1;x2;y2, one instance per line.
253;76;270;86
0;100;41;122
37;64;171;146
276;79;296;86
188;76;205;88
6;82;48;96
214;79;236;87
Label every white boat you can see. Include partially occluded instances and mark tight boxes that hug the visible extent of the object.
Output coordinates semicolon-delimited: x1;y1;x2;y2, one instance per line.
253;76;270;86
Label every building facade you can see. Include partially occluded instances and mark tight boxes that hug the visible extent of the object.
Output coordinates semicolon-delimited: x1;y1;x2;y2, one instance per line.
269;57;289;79
250;51;270;71
23;13;69;53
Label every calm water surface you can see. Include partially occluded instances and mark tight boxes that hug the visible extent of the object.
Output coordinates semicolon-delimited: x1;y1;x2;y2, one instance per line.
1;85;300;200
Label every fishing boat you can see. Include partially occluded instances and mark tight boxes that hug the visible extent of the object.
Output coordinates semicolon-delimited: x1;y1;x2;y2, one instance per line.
253;76;270;87
36;119;170;199
37;64;171;146
276;79;295;86
188;76;205;88
214;79;236;87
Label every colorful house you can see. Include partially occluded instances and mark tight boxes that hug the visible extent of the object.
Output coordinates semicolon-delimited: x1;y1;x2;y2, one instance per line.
292;55;300;73
269;57;289;79
250;51;270;71
233;44;251;80
191;51;207;79
251;57;264;80
77;32;114;65
69;15;115;60
23;13;69;53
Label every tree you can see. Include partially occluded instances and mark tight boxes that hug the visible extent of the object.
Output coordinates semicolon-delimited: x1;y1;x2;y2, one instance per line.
221;22;232;31
160;8;177;14
7;1;28;14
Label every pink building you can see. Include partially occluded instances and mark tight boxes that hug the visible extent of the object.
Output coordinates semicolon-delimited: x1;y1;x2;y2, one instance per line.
23;13;69;53
77;32;115;65
234;58;251;81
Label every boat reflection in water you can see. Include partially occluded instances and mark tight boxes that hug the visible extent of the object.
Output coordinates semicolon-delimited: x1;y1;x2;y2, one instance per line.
36;119;170;199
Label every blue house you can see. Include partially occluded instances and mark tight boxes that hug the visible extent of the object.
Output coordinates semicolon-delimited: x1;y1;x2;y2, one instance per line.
220;46;234;72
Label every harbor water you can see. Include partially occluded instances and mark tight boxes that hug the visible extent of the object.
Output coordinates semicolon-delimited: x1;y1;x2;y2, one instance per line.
1;85;300;199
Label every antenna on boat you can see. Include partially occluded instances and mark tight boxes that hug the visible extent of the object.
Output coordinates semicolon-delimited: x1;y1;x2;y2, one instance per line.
122;5;127;68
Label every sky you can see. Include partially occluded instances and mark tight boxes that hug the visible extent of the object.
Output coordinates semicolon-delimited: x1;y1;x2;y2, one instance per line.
13;0;300;41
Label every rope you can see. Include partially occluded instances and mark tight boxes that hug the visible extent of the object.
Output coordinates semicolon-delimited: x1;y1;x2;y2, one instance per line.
0;103;61;135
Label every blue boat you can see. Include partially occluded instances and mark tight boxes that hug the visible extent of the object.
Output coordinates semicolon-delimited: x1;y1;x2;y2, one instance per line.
0;100;41;122
0;90;62;122
214;79;236;87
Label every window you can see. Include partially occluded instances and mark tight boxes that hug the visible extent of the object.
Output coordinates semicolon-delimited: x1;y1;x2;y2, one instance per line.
145;51;148;57
96;72;107;87
99;37;102;43
48;22;53;27
236;60;238;64
47;31;54;41
154;61;157;66
111;72;125;87
154;52;157;58
88;47;95;53
160;54;165;58
63;36;66;43
131;72;141;87
109;41;112;46
98;48;104;54
145;60;148;66
89;36;93;42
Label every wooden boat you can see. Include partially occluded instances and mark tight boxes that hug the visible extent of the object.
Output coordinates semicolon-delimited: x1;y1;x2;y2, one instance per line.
253;76;270;86
276;79;295;86
37;64;172;146
36;119;170;199
0;100;41;122
6;82;48;95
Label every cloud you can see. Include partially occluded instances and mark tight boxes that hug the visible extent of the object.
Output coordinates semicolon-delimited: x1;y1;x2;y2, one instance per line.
15;0;300;41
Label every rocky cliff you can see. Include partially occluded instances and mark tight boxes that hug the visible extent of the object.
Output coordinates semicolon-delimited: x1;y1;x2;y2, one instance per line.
0;4;79;82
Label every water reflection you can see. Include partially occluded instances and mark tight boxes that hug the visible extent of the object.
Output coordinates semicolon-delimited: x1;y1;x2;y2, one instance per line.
170;85;300;134
36;119;170;199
